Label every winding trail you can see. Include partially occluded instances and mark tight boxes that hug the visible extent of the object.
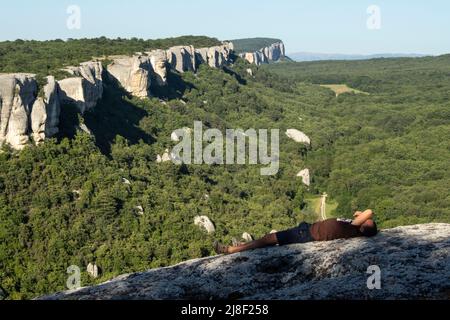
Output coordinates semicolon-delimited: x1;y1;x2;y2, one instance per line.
320;193;328;221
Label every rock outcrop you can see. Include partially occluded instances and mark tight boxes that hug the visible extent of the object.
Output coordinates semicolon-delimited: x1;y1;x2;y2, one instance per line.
107;56;152;98
156;149;173;163
167;46;197;73
195;43;233;68
0;73;37;149
286;129;311;145
40;224;450;300
135;206;144;216
242;232;254;242
297;169;311;186
239;41;286;66
0;74;60;150
109;43;231;98
265;42;286;61
194;216;216;234
147;50;169;86
77;123;92;136
58;61;103;113
87;263;99;279
108;42;233;98
243;51;266;66
31;76;60;144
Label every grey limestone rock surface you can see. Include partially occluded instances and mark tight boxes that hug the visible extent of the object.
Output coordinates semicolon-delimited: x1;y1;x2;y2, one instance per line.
39;224;450;300
0;74;60;149
147;49;169;86
240;41;286;66
31;76;60;144
0;73;37;149
195;44;233;69
107;55;152;98
167;45;197;73
58;61;104;113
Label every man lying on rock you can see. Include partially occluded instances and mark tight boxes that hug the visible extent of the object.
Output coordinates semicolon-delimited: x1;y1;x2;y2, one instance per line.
214;209;378;255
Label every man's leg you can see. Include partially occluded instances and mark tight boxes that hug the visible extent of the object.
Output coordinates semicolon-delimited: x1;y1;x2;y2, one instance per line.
216;233;279;254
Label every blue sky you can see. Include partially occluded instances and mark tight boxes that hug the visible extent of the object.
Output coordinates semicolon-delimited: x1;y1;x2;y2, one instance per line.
1;0;449;55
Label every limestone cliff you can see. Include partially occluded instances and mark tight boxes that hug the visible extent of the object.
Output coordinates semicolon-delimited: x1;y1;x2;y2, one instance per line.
239;41;286;66
40;224;450;300
0;73;37;149
195;43;233;68
167;42;233;72
167;45;197;73
31;76;61;144
0;40;255;150
147;49;169;86
107;42;233;98
0;74;61;150
107;55;153;98
58;61;104;113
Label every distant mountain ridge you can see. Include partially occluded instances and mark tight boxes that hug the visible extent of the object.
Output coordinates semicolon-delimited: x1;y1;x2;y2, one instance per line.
289;52;430;62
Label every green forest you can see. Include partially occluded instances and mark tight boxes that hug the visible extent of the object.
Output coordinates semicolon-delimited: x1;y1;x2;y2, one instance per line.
1;38;449;299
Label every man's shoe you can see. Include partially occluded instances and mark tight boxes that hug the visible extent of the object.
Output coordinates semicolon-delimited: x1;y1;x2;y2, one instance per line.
214;241;230;255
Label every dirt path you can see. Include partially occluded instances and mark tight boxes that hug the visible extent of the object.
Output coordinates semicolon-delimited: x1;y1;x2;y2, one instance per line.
320;193;328;221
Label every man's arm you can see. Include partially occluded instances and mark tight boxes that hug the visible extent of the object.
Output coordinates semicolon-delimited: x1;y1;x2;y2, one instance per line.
352;209;374;226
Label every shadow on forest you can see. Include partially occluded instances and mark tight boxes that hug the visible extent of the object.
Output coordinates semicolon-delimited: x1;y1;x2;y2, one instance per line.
151;69;197;100
59;80;154;155
57;69;197;155
223;66;247;86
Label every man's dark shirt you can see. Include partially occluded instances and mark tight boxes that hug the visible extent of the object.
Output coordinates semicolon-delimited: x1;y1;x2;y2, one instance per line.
310;218;362;241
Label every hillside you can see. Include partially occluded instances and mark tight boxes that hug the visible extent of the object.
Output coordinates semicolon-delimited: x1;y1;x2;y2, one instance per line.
1;38;450;300
230;37;282;53
264;56;450;227
40;224;450;300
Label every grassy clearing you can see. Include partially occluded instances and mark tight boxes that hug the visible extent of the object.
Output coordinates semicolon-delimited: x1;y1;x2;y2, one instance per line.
320;84;369;97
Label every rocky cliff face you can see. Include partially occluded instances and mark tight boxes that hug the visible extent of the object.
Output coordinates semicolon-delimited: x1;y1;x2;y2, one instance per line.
0;74;37;149
147;49;169;86
0;41;237;150
58;61;104;113
195;44;233;68
167;45;197;73
31;76;60;144
40;224;450;300
108;55;153;98
108;43;233;98
240;41;286;66
266;42;285;61
0;74;60;150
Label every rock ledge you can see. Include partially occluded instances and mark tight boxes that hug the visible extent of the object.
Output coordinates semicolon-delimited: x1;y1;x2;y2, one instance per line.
40;224;450;300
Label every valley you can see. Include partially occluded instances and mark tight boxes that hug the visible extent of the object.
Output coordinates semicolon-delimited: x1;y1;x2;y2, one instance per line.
0;37;449;299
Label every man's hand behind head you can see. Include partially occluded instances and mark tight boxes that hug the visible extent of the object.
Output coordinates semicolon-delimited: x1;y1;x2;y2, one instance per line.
354;211;363;217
